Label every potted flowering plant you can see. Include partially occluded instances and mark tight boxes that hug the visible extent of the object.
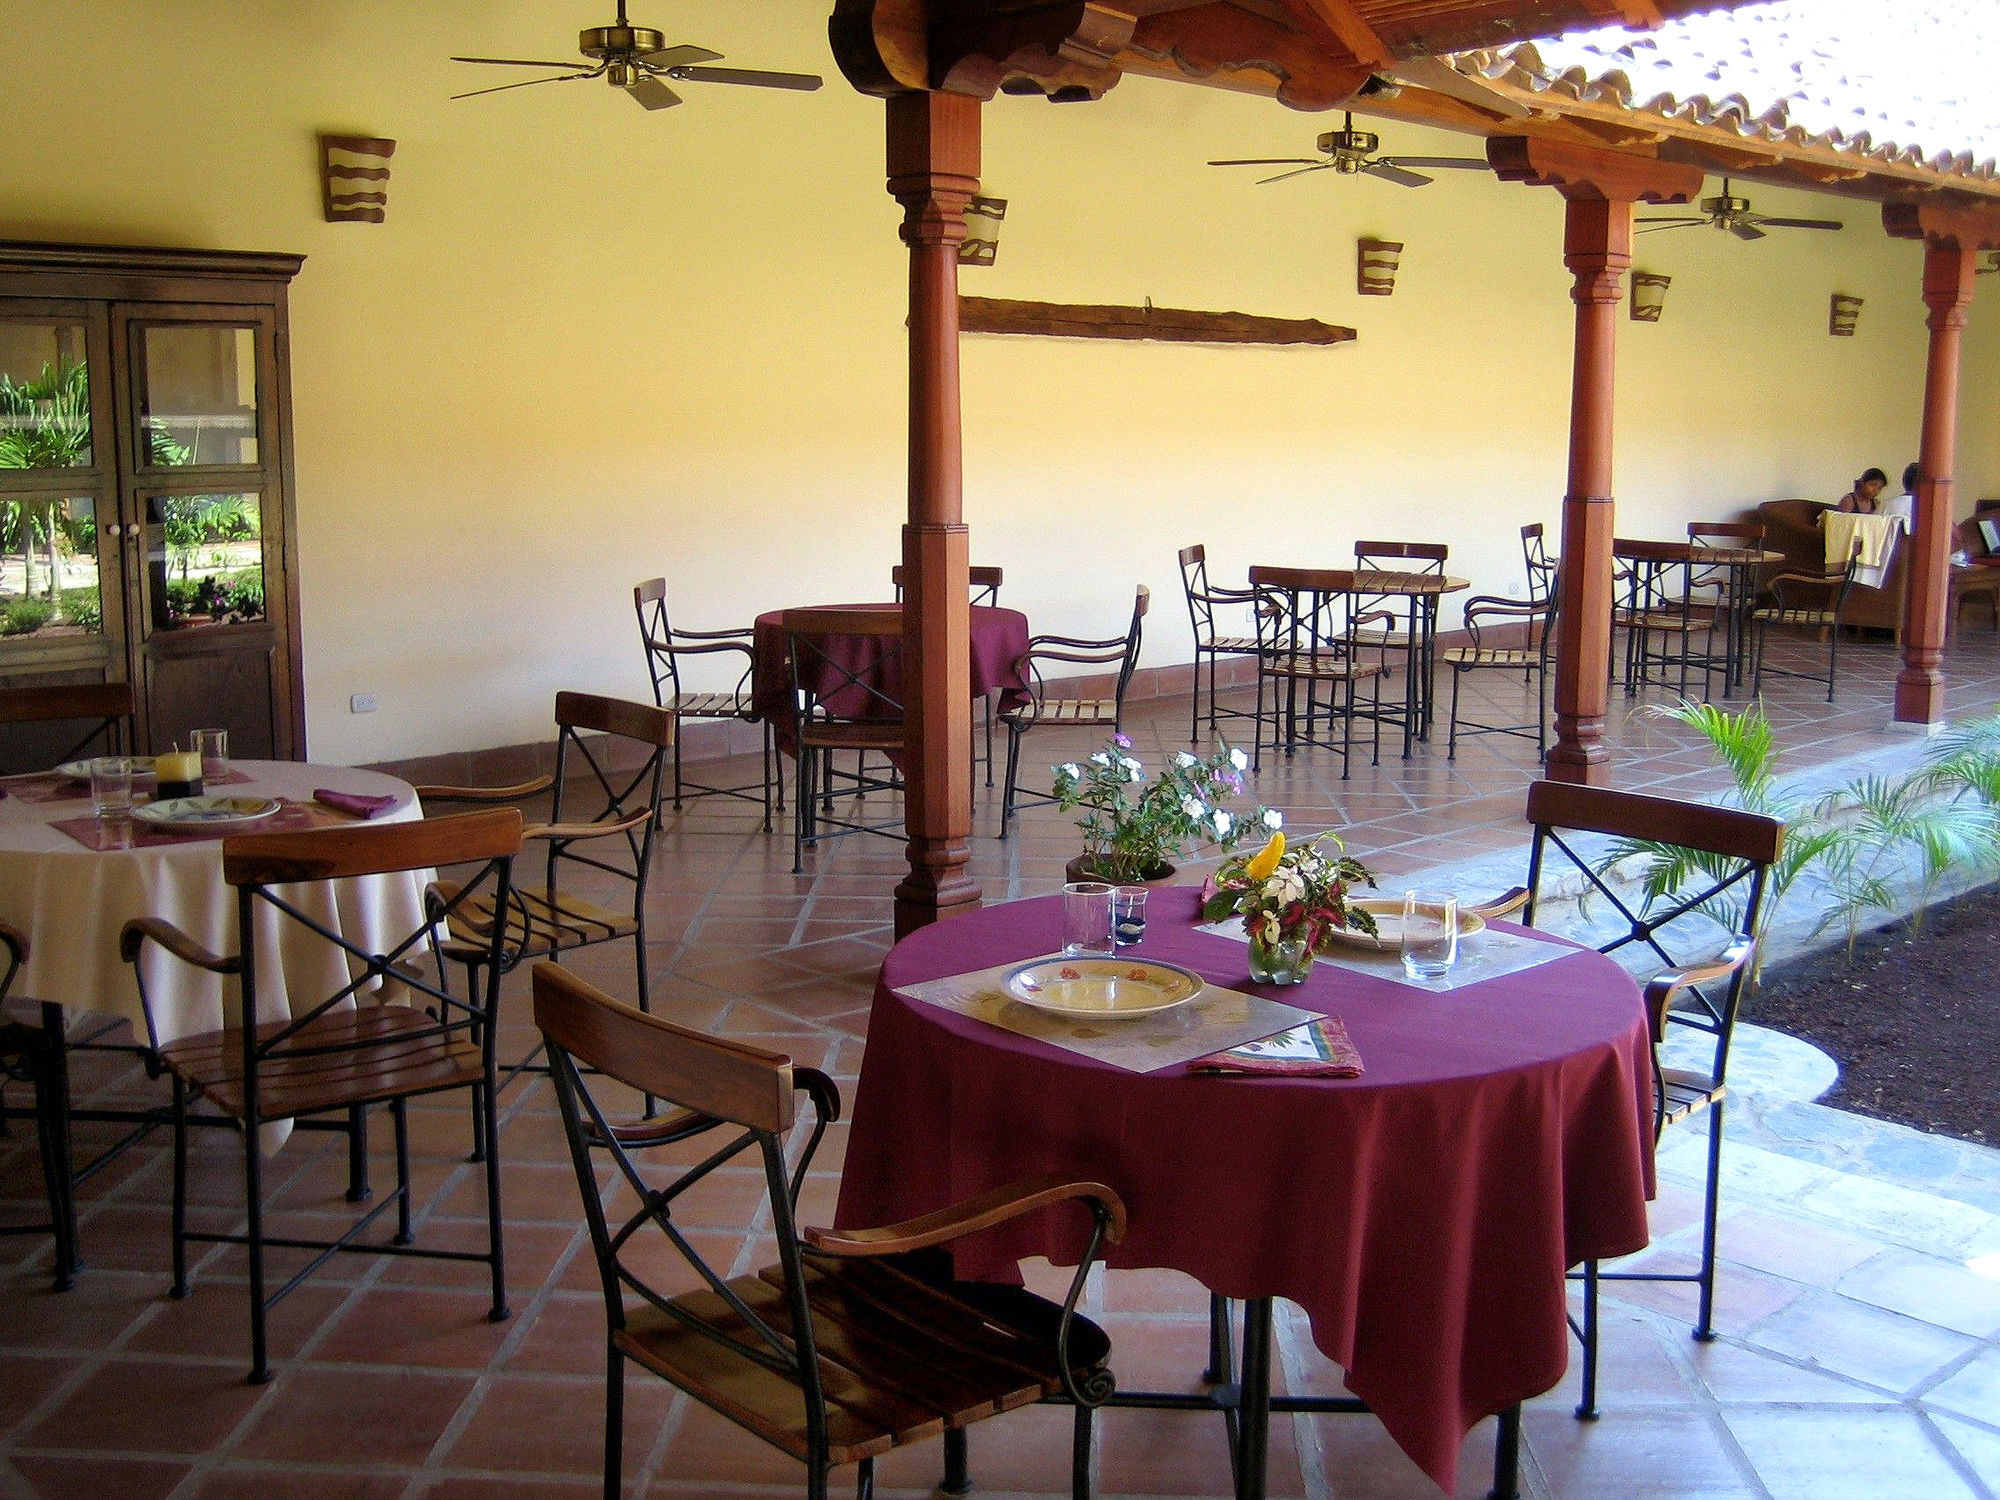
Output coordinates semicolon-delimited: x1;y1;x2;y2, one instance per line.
1202;830;1377;985
1052;737;1270;886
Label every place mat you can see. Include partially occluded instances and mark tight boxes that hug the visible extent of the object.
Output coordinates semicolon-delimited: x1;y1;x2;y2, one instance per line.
902;952;1315;1074
1190;1015;1363;1077
51;797;352;851
4;766;254;806
1193;918;1578;993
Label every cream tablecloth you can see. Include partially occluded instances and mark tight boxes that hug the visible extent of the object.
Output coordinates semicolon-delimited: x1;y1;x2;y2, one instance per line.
0;760;426;1048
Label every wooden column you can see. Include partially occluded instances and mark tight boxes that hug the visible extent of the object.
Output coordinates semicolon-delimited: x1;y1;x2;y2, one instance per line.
1490;140;1703;784
886;91;981;937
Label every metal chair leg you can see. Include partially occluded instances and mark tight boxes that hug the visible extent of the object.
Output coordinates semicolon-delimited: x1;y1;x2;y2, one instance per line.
244;1107;270;1384
345;1103;371;1202
1575;1258;1600;1420
1695;1102;1725;1341
483;1066;510;1324
1071;1403;1094;1500
1489;1405;1523;1500
170;1076;189;1298
392;1098;414;1245
1000;725;1022;838
1236;1297;1273;1500
603;1344;624;1500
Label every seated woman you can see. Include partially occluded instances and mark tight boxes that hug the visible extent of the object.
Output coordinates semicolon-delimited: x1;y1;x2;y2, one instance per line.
1836;467;1889;513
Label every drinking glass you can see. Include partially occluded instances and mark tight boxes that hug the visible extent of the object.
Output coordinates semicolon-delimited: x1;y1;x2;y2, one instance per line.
1060;881;1116;958
193;726;229;782
1112;886;1149;948
90;756;134;821
1401;890;1459;981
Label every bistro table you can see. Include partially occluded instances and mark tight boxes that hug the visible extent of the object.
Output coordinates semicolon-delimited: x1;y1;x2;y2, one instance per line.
1614;539;1783;697
0;759;425;1048
836;889;1656;1498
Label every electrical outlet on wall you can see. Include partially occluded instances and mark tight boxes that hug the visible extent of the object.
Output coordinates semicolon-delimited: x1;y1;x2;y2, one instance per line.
1506;581;1522;597
350;692;378;713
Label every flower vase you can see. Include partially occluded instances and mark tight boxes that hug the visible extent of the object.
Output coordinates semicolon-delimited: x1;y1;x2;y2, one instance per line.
1247;930;1315;986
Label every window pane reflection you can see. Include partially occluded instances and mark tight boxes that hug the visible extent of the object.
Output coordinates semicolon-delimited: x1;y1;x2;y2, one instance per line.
1;497;101;638
147;491;264;631
0;323;91;469
140;325;258;466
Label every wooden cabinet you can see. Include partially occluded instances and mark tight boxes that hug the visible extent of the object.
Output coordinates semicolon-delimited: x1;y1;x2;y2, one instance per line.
0;243;306;769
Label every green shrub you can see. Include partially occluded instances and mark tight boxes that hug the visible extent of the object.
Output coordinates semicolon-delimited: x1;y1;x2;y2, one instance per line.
58;586;100;632
1;597;56;635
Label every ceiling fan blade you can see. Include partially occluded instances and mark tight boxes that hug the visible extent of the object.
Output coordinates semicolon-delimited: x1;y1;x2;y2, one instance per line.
451;55;591;69
1731;222;1767;242
1256;163;1337;186
1209;158;1321;167
637;43;722;66
627;75;683;110
1753;216;1845;231
668;65;823;91
1364;162;1433;188
1377;156;1487;170
451;72;593;100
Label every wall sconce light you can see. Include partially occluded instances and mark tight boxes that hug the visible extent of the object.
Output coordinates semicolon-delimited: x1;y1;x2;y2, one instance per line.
1829;292;1864;337
1629;271;1671;322
1977;250;2000;275
1356;237;1403;296
958;195;1007;267
319;134;396;224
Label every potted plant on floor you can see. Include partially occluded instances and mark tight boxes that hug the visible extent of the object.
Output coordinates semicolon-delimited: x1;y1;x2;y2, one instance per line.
1203;830;1377;985
1053;736;1272;886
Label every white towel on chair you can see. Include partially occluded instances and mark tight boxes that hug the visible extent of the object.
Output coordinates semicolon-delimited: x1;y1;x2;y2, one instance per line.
1823;511;1905;589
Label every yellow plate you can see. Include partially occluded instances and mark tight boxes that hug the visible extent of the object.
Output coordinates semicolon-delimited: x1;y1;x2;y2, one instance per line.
1002;957;1204;1019
1327;897;1486;953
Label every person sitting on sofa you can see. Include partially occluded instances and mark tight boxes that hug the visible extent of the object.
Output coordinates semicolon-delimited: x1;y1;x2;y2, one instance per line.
1836;467;1889;513
1881;463;1921;524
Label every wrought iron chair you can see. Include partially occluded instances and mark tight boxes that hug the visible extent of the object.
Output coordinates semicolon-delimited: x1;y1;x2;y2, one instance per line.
1686;521;1767;691
1521;523;1559;599
893;564;1003;786
1440;589;1556;760
1507;781;1783;1421
784;608;909;872
534;962;1125;1500
0;680;135;775
1177;545;1261;744
0;920;78;1292
635;577;777;831
120;808;522;1383
1752;542;1862;703
1614;540;1718;700
1353;540;1449;751
998;586;1148;835
1246;567;1386;778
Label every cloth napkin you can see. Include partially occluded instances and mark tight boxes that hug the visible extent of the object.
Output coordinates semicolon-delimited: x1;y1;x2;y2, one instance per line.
1188;1014;1363;1077
314;788;396;819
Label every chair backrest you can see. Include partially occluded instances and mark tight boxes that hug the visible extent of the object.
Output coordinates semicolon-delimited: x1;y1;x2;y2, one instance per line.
1688;521;1763;547
1521;780;1784;1101
548;692;674;916
0;681;135;774
1520;523;1557;595
1248;566;1369;664
632;577;683;701
533;962;827;1422
891;564;1003;607
1355;540;1447;574
1020;587;1148;714
1179;543;1249;642
1613;539;1701;619
184;809;525;1111
783;607;906;726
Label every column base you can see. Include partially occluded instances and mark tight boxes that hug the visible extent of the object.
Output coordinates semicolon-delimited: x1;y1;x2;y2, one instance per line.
894;880;983;939
1893;670;1944;726
1543;745;1612;786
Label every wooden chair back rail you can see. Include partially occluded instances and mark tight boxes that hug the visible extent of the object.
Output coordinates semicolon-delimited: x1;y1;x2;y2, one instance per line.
1248;564;1369;592
781;607;904;638
556;691;674;749
0;681;135;725
1525;781;1784;866
1688;522;1764;543
891;563;1003;604
222;807;523;886
1355;540;1448;565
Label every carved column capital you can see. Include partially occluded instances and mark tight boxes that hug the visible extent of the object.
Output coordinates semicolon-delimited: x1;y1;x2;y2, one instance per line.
1488;136;1704;205
886;89;981;248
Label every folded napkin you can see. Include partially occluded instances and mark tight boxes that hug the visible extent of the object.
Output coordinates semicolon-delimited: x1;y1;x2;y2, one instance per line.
1189;1015;1362;1077
314;788;396;819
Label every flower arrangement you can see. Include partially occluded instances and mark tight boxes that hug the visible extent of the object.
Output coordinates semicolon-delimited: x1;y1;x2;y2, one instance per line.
1202;830;1377;983
1052;737;1274;885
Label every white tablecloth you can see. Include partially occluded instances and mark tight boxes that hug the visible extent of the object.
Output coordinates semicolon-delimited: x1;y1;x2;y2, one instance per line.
0;760;427;1047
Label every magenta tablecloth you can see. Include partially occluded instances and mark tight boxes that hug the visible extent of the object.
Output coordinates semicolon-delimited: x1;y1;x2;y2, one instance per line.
750;603;1031;757
835;888;1655;1492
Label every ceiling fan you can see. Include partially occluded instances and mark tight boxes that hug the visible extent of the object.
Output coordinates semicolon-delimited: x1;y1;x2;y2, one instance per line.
451;2;824;112
1638;179;1843;241
1209;113;1488;188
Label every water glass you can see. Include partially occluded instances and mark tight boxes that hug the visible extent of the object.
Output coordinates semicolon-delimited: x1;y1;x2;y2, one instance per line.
90;756;134;821
193;726;229;781
1060;881;1116;958
1401;890;1459;981
1112;886;1149;948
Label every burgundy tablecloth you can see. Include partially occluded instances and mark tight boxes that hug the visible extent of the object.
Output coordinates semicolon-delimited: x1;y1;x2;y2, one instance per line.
835;888;1655;1493
750;603;1031;756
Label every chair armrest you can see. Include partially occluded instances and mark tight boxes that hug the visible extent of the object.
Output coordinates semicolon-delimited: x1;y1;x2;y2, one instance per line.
1466;886;1530;922
668;626;753;641
525;809;654;843
119;916;241;975
585;1106;723;1150
644;636;754;659
1026;631;1126;653
801;1171;1128;1258
1642;938;1754;1042
414;775;555;804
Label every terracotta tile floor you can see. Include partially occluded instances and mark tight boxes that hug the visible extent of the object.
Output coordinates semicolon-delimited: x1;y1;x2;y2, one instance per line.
5;628;2000;1498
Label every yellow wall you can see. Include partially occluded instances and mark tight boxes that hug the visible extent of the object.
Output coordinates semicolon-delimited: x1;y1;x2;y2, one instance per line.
2;0;1993;762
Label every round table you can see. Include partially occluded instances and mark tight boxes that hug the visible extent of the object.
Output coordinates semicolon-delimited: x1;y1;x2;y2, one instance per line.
0;759;425;1047
836;889;1655;1494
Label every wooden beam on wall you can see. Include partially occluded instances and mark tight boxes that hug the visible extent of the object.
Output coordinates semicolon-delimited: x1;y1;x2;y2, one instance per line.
959;296;1356;345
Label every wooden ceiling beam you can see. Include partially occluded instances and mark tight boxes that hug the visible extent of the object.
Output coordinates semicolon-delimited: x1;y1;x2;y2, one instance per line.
1122;3;1372;111
1488;135;1703;203
1277;0;1392;69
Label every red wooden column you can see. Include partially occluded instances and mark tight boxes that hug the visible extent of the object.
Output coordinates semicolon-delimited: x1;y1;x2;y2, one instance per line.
1882;202;2000;724
886;90;981;936
1491;140;1703;784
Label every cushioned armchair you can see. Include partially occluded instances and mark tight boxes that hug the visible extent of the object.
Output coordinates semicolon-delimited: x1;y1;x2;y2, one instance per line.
1754;497;2000;640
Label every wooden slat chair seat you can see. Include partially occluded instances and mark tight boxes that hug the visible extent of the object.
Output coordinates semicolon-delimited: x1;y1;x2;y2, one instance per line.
436;882;637;955
1659;1068;1722;1129
1246;567;1386;779
0;921;78;1292
533;963;1126;1500
1752;546;1861;703
1751;605;1840;628
635;577;779;831
999;587;1149;836
669;689;754;718
1178;545;1263;744
120;809;524;1383
1442;591;1556;760
1440;645;1539;669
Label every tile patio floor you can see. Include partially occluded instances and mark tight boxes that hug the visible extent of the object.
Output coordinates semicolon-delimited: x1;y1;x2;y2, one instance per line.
4;627;2000;1499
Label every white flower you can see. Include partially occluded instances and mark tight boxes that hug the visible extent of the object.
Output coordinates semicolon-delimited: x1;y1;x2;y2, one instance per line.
1212;809;1233;837
1057;762;1082;780
1181;795;1206;819
1127;762;1145;782
1265;869;1306;905
1262;808;1283;830
1089;751;1111;767
1229;747;1249;770
1174;751;1197;767
1118;755;1141;771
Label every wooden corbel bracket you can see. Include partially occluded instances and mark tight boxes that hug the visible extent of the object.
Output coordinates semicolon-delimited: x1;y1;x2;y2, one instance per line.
830;0;1133;102
1487;135;1703;204
1123;4;1371;111
1883;198;2000;251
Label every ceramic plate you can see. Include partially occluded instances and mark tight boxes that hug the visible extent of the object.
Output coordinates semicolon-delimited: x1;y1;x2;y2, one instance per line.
1002;957;1204;1019
132;795;281;832
1327;897;1487;953
57;759;157;786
